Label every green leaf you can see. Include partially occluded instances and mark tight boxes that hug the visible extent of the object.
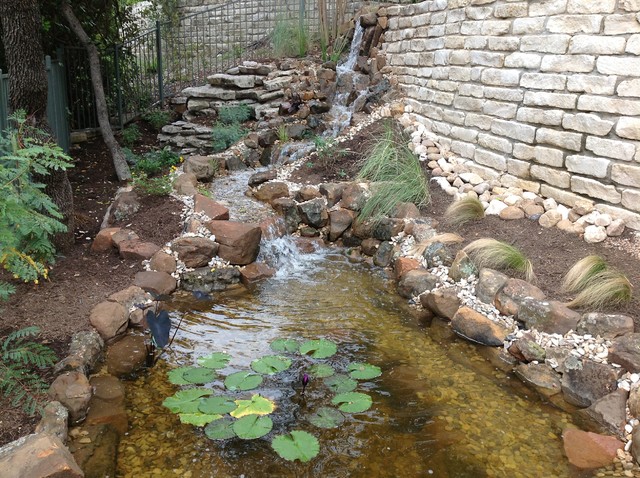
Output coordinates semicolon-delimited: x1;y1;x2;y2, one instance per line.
324;374;357;394
224;371;263;391
309;407;344;429
167;367;193;385
204;417;236;440
182;367;216;384
299;339;337;359
199;396;237;415
250;355;292;375
331;392;373;413
231;394;276;418
309;363;334;378
162;389;212;413
272;430;320;462
233;415;273;440
270;338;300;353
178;413;222;426
197;352;231;369
347;362;382;380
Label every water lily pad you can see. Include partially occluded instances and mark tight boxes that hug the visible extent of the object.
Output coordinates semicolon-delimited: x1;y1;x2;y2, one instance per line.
331;392;372;413
250;355;292;375
299;339;337;359
324;374;357;394
224;371;263;391
309;407;344;429
199;396;237;415
197;352;231;369
179;413;222;426
162;389;212;414
205;417;236;440
271;430;320;462
182;367;216;384
270;338;300;353
167;366;193;385
348;362;382;380
231;394;276;418
233;414;273;440
309;363;335;378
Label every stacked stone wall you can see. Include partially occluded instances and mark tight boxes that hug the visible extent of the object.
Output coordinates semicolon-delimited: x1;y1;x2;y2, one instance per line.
382;0;640;229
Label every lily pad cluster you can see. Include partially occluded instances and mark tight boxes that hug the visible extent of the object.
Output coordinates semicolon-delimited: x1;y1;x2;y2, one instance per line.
162;338;382;464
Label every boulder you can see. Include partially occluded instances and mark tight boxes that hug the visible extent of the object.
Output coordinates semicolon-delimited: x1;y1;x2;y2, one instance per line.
106;334;147;378
494;278;545;317
338;183;368;211
351;219;374;239
392;202;420;219
576;388;628;436
111;229;139;248
240;262;276;285
451;306;509;346
91;227;120;253
328;208;356;241
106;190;140;224
183;155;218;180
35;401;69;443
194;194;230;220
149;250;177;273
373;241;394;267
296;186;322;202
609;333;640;372
509;333;546;362
298;198;329;228
514;362;562;398
561;357;620;407
372;218;404;241
85;375;128;435
248;170;277;187
475;268;509;304
272;197;301;234
54;330;104;375
538;209;562;228
48;371;92;423
133;271;177;296
361;238;380;256
394;257;421;281
448;251;478;282
422;242;453;267
254;181;290;203
181;266;241;292
577;313;634;339
173;172;198;195
319;183;346;207
420;287;461;320
118;240;161;260
206;221;262;265
397;269;438;299
499;206;525;220
89;301;128;341
0;433;83;478
517;298;580;335
171;236;219;267
562;429;622;469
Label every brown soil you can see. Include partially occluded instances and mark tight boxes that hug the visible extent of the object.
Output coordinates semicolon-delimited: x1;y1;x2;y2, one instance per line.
2;117;639;449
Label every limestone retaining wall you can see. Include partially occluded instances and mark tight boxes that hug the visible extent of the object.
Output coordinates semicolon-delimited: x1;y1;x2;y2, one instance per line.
382;0;640;229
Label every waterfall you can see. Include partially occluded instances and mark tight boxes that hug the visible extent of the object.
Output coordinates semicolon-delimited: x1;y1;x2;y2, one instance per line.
337;21;365;78
258;234;326;280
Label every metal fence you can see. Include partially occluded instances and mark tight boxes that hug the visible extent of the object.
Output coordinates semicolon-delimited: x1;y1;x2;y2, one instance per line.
0;55;70;152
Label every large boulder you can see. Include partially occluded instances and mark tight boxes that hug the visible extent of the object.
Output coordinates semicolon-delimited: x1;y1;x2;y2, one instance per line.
338;183;368;211
89;301;128;341
561;357;620;407
106;334;147;378
319;183;346;207
106;190;140;224
149;250;177;273
0;434;83;478
372;218;404;241
173;172;198;195
517;298;580;335
206;221;262;265
397;270;438;299
577;313;634;339
48;371;92;423
181;266;241;292
254;181;290;204
297;198;329;229
494;278;545;317
194;194;230;220
451;306;509;346
171;236;219;267
608;334;640;373
183;155;219;180
420;287;461;320
133;271;177;296
91;227;120;253
563;429;622;469
328;208;355;241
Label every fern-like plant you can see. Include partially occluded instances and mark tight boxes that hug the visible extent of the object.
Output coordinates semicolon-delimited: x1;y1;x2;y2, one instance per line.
463;238;535;282
0;326;57;416
444;196;485;227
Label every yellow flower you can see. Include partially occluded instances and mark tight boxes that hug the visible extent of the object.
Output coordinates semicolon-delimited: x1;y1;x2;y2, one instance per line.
34;279;39;285
179;156;184;163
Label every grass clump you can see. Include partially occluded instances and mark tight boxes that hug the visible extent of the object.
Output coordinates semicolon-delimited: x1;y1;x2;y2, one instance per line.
562;255;632;310
121;124;141;147
132;148;181;176
356;122;429;223
132;172;173;196
277;124;289;143
143;109;172;131
211;123;247;153
272;17;309;57
218;105;252;125
463;238;535;282
444;196;485;227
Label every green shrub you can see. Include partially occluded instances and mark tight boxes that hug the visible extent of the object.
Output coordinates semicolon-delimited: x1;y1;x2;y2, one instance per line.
0;112;72;301
211;123;247;153
143;109;172;130
218;105;252;125
132;172;173;196
277;124;289;143
133;147;181;176
121;124;141;147
0;326;57;416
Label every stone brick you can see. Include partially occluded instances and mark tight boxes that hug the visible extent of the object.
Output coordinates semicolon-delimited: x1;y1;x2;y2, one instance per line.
470;51;504;67
567;75;617;95
531;165;571;188
523;91;576;109
533;146;565;167
450;50;471;65
466;6;493;20
454;96;484;111
481;68;521;86
562;113;614;136
595;203;640;230
451;140;476;159
492;119;536;143
513;143;535;160
529;0;568;17
520;73;566;90
627;35;640;55
450;126;479;142
483;100;517;119
618;79;640;98
505;53;542;69
464;36;488;50
612;164;640;188
442;108;466;125
547;15;603;34
566;155;611;178
615;117;640;140
540;54;595;73
578;96;640;116
536;128;582;151
494;3;528;17
513;18;546;34
449;66;472;81
507;158;531;177
597;56;640;77
604;14;640;35
465;113;494;130
478;133;513;154
488;37;521;51
621;0;640;11
572;176;622;203
466;163;502;180
586;137;637;161
481;20;511;35
484;87;524;102
569;36;626;55
540;184;585;208
501;174;541;192
520;35;570;54
622;190;640;211
568;0;615;13
475;148;507;170
516;107;564;126
461;20;482;35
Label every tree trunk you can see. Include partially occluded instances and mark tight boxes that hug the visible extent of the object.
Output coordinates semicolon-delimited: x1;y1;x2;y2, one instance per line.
0;0;75;250
60;1;132;181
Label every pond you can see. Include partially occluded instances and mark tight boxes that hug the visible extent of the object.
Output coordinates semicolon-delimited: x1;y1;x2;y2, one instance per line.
116;242;582;478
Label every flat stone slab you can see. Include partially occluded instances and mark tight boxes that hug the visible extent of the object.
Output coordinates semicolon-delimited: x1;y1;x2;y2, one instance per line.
0;433;83;478
205;221;262;265
563;429;622;469
207;73;256;88
182;85;236;100
133;271;177;296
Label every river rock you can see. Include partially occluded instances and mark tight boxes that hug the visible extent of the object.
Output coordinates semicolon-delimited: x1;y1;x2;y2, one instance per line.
509;333;546;362
352;219;374;239
494;278;545;317
538;209;562;228
118;240;161;261
319;183;346;207
35;401;69;443
575;388;628;436
149;250;177;273
54;330;104;375
485;199;508;216
272;197;301;234
173;172;198;195
515;363;562;398
373;241;394;267
420;287;461;320
561;357;620;407
0;433;83;478
451;306;508;346
296;186;322;202
609;334;640;373
106;190;140;224
248;170;277;187
328;208;356;241
181;266;241;292
206;221;262;265
254;181;290;204
85;375;128;435
194;194;230;220
338;183;368;211
499;205;525;220
89;301;128;341
361;238;380;256
184;155;218;180
397;269;438;299
584;225;607;243
475;268;509;304
133;271;177;296
392;202;420;218
240;262;276;285
373;218;404;241
91;227;120;253
48;371;92;423
106;334;147;378
517;298;580;335
422;242;453;267
449;251;478;282
171;236;219;267
563;429;622;469
607;219;625;237
298;198;328;228
577;313;634;339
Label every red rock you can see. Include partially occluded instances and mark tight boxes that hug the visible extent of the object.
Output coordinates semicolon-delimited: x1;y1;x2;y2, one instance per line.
171;236;218;267
260;217;287;239
394;257;420;281
149;250;177;273
562;429;622;469
241;262;276;285
254;181;290;204
329;208;356;241
118;240;161;260
0;433;83;478
48;371;92;423
296;185;322;202
420;287;461;320
111;229;139;248
293;237;325;253
91;227;121;253
194;194;230;220
451;306;508;346
206;221;262;265
89;301;128;340
133;271;177;296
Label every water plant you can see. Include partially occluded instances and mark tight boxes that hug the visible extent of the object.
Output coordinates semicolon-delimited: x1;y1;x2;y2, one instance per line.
162;336;382;463
444;196;485;227
463;238;535;282
562;255;632;309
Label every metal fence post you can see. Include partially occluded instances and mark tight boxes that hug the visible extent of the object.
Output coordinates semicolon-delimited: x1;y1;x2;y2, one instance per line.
299;0;306;31
114;44;124;129
156;20;164;108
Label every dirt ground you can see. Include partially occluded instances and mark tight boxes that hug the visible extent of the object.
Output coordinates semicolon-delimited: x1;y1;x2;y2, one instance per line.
2;118;639;447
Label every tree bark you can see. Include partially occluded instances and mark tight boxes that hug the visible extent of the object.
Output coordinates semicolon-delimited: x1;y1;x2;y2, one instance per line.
60;1;132;181
0;0;75;250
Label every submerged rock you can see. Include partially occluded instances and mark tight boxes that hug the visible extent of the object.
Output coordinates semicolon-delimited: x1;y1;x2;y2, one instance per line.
451;306;509;346
514;362;562;398
181;266;241;292
562;429;622;469
575;388;628;437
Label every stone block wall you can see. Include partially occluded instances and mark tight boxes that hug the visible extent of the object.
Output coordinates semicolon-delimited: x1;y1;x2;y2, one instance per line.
382;0;640;229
